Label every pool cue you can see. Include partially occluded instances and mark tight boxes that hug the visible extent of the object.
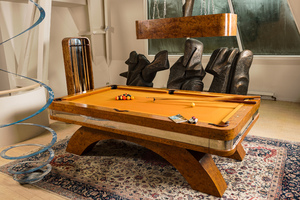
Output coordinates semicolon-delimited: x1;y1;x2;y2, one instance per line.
146;96;258;104
82;39;91;91
171;90;260;99
71;39;80;91
77;41;83;90
152;100;238;108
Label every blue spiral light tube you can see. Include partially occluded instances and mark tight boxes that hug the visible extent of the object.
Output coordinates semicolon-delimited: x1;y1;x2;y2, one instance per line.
0;0;57;183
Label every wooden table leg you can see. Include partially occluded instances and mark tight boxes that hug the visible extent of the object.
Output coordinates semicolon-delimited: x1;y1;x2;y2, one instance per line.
226;143;246;161
66;126;109;155
66;126;227;197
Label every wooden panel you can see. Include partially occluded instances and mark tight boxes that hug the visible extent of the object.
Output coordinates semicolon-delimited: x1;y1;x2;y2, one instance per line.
136;13;237;39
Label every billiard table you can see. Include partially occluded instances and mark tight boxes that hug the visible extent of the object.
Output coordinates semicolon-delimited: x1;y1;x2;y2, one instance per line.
49;85;260;197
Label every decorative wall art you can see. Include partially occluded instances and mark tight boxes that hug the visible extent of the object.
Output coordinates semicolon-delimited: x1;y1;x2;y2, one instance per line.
0;0;57;183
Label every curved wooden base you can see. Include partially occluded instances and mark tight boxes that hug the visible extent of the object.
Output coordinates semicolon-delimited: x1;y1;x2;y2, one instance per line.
226;143;246;161
66;126;227;197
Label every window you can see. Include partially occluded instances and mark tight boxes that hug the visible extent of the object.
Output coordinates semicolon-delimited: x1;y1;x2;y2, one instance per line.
147;0;300;55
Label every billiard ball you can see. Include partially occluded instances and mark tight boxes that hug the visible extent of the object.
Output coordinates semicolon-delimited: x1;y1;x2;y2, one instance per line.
115;93;134;100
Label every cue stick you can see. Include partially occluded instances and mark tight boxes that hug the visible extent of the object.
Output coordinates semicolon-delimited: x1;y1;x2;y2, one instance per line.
79;41;86;91
171;90;260;99
71;40;80;92
81;39;88;91
152;100;238;108
146;96;258;104
82;39;91;90
77;40;84;90
117;85;169;93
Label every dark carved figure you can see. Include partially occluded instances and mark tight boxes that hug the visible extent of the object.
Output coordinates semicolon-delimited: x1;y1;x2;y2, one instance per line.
229;50;253;95
205;48;253;95
167;39;206;91
182;0;195;17
120;50;169;87
205;48;239;93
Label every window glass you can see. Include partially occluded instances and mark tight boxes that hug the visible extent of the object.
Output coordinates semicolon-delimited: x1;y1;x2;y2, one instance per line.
147;0;300;55
232;0;300;55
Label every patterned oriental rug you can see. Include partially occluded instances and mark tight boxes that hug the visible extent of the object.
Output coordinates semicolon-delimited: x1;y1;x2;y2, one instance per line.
0;135;299;199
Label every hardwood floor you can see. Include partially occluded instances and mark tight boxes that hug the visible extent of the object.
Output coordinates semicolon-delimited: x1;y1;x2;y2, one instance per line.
249;100;300;142
0;100;299;199
0;122;79;200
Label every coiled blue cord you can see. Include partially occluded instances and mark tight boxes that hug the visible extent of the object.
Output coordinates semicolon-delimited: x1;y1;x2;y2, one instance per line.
0;0;57;183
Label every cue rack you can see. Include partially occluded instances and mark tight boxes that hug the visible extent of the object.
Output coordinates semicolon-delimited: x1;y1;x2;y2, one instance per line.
62;37;95;95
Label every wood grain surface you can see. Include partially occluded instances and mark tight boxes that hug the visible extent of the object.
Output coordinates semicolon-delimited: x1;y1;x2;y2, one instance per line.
136;13;237;39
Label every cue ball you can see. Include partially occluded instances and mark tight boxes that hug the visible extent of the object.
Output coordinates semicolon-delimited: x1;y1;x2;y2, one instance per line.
191;102;195;107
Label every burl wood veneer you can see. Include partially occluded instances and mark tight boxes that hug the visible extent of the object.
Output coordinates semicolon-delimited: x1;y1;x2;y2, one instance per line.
136;13;237;39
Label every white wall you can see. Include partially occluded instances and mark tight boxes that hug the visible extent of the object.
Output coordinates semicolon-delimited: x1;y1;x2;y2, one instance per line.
48;7;79;98
0;87;49;147
248;56;300;102
107;0;147;86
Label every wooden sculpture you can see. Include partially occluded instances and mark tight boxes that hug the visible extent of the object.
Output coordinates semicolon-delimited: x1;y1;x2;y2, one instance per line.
167;39;206;91
120;50;169;87
136;0;237;39
205;48;253;95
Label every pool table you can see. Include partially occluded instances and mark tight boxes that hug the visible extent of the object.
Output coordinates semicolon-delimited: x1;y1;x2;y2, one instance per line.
49;85;260;197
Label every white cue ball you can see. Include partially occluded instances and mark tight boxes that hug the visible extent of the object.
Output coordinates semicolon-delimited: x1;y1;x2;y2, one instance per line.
191;102;195;107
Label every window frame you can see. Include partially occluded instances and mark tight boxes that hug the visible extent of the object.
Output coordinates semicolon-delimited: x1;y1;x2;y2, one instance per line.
143;0;300;58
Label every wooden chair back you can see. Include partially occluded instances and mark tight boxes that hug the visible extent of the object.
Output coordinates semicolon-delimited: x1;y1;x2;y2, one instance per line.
62;37;94;95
